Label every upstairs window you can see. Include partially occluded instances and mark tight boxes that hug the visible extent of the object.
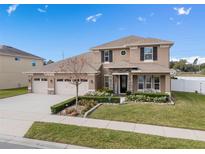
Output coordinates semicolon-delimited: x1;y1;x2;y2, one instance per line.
32;61;36;67
144;47;153;61
15;57;21;61
104;50;110;62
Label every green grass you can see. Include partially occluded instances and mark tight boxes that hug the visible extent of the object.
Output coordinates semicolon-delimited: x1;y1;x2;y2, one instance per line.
25;122;205;149
0;87;28;99
89;92;205;130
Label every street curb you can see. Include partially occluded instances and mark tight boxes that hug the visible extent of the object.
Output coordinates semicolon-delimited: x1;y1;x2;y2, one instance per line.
0;134;90;149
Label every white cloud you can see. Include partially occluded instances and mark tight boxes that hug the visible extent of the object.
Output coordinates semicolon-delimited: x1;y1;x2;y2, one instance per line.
171;56;205;64
37;5;48;13
7;4;19;15
86;13;103;23
174;7;192;15
137;16;146;22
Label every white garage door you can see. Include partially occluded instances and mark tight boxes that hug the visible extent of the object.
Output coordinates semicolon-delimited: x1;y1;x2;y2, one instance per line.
55;79;88;96
32;78;48;94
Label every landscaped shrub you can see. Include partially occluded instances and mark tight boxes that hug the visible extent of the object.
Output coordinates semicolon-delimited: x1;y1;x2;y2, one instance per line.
51;97;76;114
79;99;97;114
51;96;120;114
85;88;113;96
126;92;169;103
126;91;132;95
80;96;120;103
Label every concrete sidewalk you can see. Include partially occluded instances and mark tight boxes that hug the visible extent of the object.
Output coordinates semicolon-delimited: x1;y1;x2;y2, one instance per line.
0;134;90;149
41;115;205;142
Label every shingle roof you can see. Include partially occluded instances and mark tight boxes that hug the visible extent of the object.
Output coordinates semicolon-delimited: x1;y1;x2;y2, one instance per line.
0;45;44;60
26;52;101;74
92;35;174;50
103;62;170;73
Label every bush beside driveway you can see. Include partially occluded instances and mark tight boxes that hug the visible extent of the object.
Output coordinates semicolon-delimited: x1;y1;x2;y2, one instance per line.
89;92;205;131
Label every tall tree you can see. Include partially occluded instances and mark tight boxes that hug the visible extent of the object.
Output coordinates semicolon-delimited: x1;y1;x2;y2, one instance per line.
58;57;86;109
193;58;198;73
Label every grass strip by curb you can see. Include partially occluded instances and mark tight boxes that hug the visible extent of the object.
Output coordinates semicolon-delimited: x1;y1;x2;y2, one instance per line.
25;122;205;149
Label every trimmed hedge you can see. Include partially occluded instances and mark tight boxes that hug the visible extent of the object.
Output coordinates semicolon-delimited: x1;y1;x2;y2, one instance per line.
133;92;169;98
80;96;120;103
126;92;170;103
51;97;76;114
51;96;120;114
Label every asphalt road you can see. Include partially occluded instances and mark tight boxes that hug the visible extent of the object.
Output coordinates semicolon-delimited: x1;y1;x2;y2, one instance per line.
0;142;38;149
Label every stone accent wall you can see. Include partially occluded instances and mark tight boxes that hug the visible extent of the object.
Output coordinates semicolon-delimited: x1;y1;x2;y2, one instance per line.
44;73;55;95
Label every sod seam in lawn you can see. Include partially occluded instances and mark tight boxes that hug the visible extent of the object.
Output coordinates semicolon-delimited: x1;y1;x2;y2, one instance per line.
89;91;205;131
0;87;28;99
25;122;205;149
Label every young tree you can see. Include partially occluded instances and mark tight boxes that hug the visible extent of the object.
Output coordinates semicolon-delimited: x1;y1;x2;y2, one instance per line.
58;57;86;109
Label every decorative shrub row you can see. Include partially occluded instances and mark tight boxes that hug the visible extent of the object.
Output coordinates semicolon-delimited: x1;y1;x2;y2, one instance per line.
51;96;120;114
85;88;114;96
51;97;76;114
80;96;120;103
126;93;170;103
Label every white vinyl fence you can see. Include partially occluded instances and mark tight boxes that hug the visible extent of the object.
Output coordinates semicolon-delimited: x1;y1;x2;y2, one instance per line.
171;77;205;94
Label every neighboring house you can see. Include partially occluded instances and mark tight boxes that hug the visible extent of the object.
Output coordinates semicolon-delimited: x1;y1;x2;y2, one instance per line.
0;45;44;89
26;35;173;95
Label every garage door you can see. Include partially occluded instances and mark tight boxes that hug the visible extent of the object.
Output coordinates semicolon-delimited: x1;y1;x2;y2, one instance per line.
55;79;88;96
32;78;48;94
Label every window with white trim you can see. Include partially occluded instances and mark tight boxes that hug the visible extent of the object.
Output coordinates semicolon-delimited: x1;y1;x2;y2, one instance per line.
145;76;152;89
153;76;160;91
104;50;109;62
104;76;109;88
138;76;144;90
144;47;153;61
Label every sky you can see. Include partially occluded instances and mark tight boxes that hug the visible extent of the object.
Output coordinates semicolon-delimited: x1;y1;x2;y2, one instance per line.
0;4;205;63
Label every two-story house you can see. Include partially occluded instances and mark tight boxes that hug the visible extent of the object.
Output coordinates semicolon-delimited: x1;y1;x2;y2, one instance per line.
0;45;44;89
26;35;173;95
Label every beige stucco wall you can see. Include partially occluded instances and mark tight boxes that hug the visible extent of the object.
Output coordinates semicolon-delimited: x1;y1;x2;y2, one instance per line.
112;48;130;63
94;44;170;68
129;45;170;67
165;74;171;93
160;75;165;93
0;55;44;89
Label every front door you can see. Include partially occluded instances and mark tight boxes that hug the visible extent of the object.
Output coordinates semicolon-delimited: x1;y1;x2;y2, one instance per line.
120;75;127;93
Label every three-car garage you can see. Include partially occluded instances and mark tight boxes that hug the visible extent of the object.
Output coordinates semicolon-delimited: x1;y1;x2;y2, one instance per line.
32;77;89;96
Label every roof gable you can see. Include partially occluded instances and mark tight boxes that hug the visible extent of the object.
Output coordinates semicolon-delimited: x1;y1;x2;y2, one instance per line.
91;35;174;50
0;45;44;60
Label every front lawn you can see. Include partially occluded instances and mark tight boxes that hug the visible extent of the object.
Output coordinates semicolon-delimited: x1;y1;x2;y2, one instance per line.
25;122;205;149
89;92;205;130
0;87;28;99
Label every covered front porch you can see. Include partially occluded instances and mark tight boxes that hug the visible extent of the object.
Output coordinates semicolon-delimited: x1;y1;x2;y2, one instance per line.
104;72;170;95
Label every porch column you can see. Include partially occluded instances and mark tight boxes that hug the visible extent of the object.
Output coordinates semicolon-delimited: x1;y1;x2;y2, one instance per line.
27;74;33;93
128;73;133;92
45;73;55;95
88;74;96;91
165;74;171;94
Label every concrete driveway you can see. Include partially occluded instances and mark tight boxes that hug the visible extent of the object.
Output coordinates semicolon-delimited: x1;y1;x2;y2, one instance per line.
0;94;70;137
